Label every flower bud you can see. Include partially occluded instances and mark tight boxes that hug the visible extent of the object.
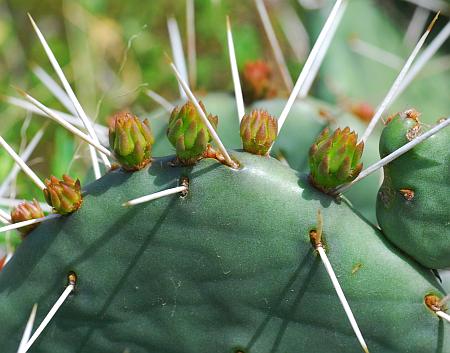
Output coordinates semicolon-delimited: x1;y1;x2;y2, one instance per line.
0;255;6;272
109;112;154;170
167;101;218;165
309;127;364;192
44;175;82;215
240;109;277;156
350;101;374;123
242;60;276;104
10;199;45;236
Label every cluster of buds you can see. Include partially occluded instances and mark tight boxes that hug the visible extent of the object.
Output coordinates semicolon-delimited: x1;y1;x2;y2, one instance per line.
240;109;277;156
44;175;82;215
109;112;154;171
309;127;364;192
242;60;276;104
167;101;218;165
10;199;45;236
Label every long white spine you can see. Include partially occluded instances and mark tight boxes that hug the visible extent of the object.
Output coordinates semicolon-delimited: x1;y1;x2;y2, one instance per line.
23;285;74;352
226;17;245;122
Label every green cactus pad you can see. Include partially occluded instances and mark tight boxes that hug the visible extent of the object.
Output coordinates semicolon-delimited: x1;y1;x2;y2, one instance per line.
0;152;447;353
376;112;450;269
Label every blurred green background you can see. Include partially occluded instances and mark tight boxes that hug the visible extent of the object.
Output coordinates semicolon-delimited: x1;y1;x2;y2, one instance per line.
0;0;449;250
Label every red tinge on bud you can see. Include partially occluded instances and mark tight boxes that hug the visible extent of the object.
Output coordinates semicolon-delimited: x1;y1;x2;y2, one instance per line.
309;127;364;192
109;112;154;171
350;102;374;123
44;175;83;215
242;60;276;104
240;110;277;156
0;256;6;272
10;199;45;236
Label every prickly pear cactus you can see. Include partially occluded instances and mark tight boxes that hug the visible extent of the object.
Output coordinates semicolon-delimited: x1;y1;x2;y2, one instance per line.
0;152;448;353
1;1;450;352
376;110;450;269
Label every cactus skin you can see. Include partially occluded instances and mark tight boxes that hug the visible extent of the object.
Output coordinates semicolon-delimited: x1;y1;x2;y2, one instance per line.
240;109;277;155
151;93;382;223
309;127;364;192
10;199;44;236
242;60;276;104
167;101;218;164
44;175;82;215
0;152;447;353
376;111;450;269
109;112;154;171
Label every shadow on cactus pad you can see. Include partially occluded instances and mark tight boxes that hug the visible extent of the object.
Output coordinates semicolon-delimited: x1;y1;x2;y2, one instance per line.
0;152;447;353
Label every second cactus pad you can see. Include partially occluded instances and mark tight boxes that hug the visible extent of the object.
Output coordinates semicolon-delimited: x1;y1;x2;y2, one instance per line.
376;111;450;269
0;152;447;353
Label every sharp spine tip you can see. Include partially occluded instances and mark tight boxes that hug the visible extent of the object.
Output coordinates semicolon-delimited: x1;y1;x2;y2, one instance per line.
427;12;440;32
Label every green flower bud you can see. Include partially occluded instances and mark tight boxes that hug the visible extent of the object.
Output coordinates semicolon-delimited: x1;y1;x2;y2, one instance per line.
242;60;276;104
44;175;82;215
309;127;364;192
240;109;277;156
109;112;154;171
167;101;218;165
10;199;45;236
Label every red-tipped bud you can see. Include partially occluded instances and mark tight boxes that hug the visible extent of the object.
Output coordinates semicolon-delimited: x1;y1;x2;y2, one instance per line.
242;60;276;104
350;101;375;123
309;127;364;192
0;255;6;272
167;101;218;165
44;175;82;215
240;109;278;156
10;199;45;236
109;112;154;171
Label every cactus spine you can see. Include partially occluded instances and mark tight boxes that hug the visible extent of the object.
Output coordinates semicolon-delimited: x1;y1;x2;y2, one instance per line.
0;2;449;353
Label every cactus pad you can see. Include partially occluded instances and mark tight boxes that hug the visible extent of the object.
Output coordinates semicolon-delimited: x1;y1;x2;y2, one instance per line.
376;111;450;269
0;152;447;352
